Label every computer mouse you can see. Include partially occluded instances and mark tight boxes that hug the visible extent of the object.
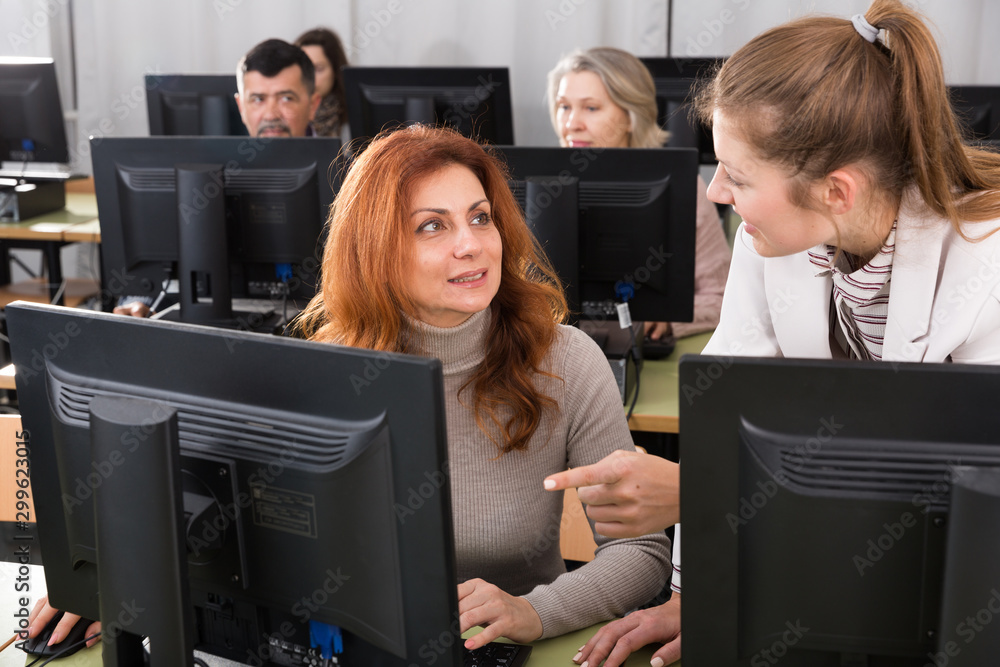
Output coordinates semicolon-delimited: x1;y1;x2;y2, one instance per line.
20;610;96;658
641;335;676;360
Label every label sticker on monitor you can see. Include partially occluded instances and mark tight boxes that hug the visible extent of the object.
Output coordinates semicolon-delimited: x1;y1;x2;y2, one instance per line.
248;201;287;225
250;482;318;538
616;302;632;329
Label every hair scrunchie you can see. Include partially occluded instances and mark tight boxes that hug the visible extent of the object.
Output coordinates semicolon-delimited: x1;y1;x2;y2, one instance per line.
851;14;880;43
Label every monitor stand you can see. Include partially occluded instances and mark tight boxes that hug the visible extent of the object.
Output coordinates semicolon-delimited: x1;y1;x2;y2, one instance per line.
404;95;436;124
171;164;298;333
938;466;1000;662
89;395;195;666
579;320;642;404
174;163;236;328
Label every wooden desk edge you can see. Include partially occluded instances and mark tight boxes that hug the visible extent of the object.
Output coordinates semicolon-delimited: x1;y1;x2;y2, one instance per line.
65;177;95;194
61;229;102;243
0;219;99;242
628;413;679;433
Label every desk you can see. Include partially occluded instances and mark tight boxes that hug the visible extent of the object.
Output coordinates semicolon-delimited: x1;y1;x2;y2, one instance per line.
469;623;673;666
627;331;713;434
0;192;98;237
0;193;101;306
24;623;673;666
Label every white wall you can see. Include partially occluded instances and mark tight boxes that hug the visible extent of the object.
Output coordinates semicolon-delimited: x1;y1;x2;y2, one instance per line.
5;0;668;171
3;0;998;173
671;0;1000;85
61;0;669;156
2;0;995;282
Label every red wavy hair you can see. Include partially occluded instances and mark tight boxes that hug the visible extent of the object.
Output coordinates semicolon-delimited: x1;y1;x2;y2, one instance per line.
293;125;569;454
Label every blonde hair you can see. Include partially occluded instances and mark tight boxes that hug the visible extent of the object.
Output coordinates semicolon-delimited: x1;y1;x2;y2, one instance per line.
693;0;1000;239
547;47;667;149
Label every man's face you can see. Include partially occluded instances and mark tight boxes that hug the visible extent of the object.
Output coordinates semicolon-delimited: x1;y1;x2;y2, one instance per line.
235;64;320;137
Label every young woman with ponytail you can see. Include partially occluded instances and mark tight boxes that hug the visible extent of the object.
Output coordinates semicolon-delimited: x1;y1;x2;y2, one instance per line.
700;2;1000;363
562;3;1000;666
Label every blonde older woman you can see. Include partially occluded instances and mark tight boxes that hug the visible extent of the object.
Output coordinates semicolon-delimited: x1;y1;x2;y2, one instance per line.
547;47;731;341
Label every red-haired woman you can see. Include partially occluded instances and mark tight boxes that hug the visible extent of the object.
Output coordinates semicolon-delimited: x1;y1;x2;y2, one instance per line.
294;124;670;646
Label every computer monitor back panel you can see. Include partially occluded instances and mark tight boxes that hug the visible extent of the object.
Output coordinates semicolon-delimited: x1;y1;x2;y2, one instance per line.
680;356;1000;666
0;57;69;165
498;146;697;323
146;74;248;137
640;57;723;164
343;67;514;146
948;85;1000;143
93;136;341;309
8;302;460;665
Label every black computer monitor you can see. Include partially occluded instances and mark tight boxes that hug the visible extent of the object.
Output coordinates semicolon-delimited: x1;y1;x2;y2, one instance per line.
145;74;249;137
0;57;71;219
640;57;723;164
0;57;69;166
948;85;1000;143
8;301;460;666
681;355;1000;666
497;146;697;324
343;66;514;148
92;136;341;329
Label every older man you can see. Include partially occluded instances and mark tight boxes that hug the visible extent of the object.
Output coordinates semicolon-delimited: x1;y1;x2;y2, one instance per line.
115;39;322;317
235;38;321;138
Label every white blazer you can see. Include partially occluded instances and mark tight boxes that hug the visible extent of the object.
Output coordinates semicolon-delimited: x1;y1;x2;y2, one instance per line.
673;194;1000;593
703;191;1000;364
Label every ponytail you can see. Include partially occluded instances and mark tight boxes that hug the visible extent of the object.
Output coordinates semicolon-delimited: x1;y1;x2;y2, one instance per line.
694;0;1000;239
865;1;1000;233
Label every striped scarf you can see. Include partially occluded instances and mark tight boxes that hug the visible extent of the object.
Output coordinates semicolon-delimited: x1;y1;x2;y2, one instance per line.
809;222;897;360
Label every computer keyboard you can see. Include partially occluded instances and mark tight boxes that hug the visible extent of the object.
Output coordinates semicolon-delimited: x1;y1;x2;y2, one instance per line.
463;641;532;666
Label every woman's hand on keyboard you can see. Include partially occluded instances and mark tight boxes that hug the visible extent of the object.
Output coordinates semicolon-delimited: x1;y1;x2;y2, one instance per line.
458;578;543;650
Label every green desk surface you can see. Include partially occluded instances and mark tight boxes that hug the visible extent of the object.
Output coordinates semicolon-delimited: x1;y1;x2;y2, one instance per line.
627;331;713;434
27;624;678;665
515;623;669;665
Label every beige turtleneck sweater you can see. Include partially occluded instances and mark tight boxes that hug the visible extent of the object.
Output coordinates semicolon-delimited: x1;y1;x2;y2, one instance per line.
407;308;671;638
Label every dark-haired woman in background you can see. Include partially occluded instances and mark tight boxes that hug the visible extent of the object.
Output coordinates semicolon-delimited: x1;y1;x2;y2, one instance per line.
295;27;349;139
